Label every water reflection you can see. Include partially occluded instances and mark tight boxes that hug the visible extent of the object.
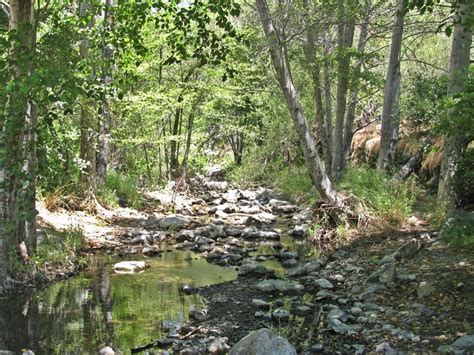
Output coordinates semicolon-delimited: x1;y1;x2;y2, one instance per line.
0;251;236;354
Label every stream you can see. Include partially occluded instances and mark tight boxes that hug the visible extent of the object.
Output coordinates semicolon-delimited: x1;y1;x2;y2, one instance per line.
0;250;237;354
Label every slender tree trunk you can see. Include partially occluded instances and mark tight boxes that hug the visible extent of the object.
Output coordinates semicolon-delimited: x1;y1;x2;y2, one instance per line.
302;0;331;171
437;0;472;206
78;1;97;203
1;0;36;281
323;32;333;172
255;0;341;205
96;0;114;188
181;109;195;169
342;21;368;168
331;0;355;181
377;0;404;171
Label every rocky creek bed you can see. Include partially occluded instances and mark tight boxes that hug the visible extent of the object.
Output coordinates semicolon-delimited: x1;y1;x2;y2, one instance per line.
1;176;473;354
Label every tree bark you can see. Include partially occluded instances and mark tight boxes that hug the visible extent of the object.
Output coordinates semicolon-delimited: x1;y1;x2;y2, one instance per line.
377;0;404;171
1;0;36;281
437;0;473;206
331;0;355;181
78;1;97;204
323;33;333;168
96;0;114;188
255;0;341;205
302;0;331;171
343;21;368;167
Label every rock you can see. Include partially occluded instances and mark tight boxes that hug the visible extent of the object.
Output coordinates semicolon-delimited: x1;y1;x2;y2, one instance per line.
189;308;208;322
368;264;396;284
223;189;240;203
397;238;422;259
290;225;307;238
327;319;359;335
292;210;313;223
441;335;474;353
239;263;273;277
113;261;147;274
379;252;399;265
130;234;148;244
417;281;435;299
328;308;349;322
276;251;298;260
288;260;323;277
209;337;230;355
252;299;271;310
229;328;296;355
142;245;161;256
281;259;298;268
176;230;195;243
310;344;324;353
99;347;115;355
226;225;244;237
375;342;394;354
21;352;35;355
159;215;191;230
272;309;291;322
211;293;229;303
180;284;196;294
269;199;296;213
315;278;335;289
256;280;304;295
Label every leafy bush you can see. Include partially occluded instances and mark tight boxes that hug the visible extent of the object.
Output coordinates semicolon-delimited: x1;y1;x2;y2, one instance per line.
339;167;418;225
97;186;120;209
105;169;142;209
274;165;313;203
440;210;474;250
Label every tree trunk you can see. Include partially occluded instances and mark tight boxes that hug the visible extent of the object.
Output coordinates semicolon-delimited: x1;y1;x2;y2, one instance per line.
96;0;114;188
323;33;333;173
1;0;36;281
437;0;472;206
78;1;97;203
377;0;404;171
343;21;368;167
302;0;331;171
255;0;341;205
331;0;355;181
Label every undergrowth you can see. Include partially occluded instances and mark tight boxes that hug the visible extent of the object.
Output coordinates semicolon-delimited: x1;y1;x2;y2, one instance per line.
339;166;419;227
33;228;86;269
98;169;142;209
440;210;474;250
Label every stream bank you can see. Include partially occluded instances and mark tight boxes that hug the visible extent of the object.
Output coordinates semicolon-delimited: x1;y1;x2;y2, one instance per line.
1;176;473;354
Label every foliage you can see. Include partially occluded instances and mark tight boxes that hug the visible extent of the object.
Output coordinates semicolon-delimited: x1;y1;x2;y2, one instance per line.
33;229;86;269
339;167;419;225
440;210;474;249
104;170;141;209
453;148;474;207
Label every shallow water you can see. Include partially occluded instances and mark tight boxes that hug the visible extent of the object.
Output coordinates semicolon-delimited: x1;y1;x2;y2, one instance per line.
0;250;237;354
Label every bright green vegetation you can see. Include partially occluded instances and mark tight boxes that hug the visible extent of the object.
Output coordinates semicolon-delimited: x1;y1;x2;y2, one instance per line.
339;167;419;226
98;170;142;210
441;210;474;250
33;229;86;269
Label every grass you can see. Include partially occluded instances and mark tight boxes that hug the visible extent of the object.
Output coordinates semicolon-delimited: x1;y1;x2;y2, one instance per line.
98;169;142;209
339;166;419;226
33;228;86;269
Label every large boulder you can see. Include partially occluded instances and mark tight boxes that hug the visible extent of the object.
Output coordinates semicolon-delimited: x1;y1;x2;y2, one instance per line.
159;215;191;231
113;261;148;274
229;328;296;355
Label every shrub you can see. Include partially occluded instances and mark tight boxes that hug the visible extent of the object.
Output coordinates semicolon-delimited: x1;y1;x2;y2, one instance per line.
105;169;142;209
440;210;474;250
